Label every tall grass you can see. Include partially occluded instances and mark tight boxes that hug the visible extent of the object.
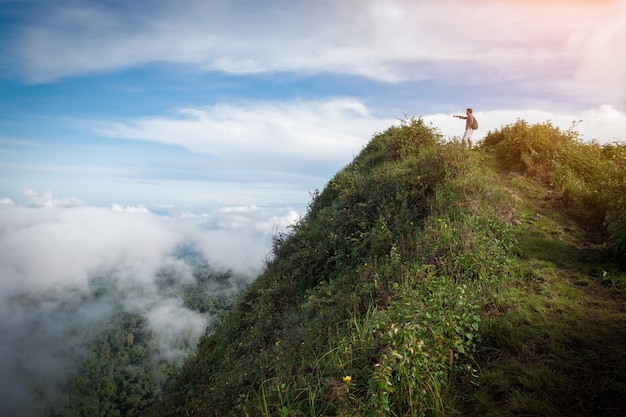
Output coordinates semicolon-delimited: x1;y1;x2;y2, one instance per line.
481;119;626;264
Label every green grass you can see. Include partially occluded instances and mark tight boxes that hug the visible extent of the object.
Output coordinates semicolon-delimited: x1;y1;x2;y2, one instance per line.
454;142;626;416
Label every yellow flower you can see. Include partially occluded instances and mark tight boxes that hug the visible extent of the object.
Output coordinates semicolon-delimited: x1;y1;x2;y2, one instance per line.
343;375;352;384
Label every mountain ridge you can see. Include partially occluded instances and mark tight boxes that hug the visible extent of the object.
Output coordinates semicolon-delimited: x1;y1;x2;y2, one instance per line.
147;117;626;417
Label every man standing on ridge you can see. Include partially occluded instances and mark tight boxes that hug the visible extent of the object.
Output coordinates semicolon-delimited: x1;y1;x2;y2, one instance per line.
453;108;476;149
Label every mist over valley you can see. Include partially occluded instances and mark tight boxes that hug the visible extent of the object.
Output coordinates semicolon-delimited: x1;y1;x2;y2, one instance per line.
0;193;299;416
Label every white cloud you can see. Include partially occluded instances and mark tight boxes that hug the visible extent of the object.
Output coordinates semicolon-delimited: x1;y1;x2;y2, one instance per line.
579;105;626;143
177;204;302;273
0;205;180;294
207;205;301;237
110;202;150;213
570;6;626;107
252;210;301;236
96;99;394;164
8;0;625;106
143;298;210;361
23;188;85;208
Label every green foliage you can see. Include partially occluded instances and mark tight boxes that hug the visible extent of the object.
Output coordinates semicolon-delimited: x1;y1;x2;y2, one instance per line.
607;195;626;267
358;116;442;167
45;312;166;417
482;120;626;262
45;263;244;417
147;116;625;417
147;117;520;417
482;119;578;178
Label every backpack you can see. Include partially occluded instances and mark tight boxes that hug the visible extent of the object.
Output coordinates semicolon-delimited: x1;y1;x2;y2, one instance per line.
471;116;478;130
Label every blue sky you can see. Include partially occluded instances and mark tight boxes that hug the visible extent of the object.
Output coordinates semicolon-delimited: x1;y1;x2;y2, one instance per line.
1;0;625;210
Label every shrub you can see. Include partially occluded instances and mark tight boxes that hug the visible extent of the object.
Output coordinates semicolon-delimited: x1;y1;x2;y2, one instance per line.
482;119;577;178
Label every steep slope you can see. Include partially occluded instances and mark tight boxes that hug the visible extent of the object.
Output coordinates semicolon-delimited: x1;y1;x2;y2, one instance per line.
147;118;626;417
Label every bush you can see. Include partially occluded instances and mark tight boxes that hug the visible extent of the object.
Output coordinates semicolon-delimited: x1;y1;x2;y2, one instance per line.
482;119;576;179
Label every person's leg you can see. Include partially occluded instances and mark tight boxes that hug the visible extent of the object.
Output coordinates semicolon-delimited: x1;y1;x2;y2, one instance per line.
461;129;473;148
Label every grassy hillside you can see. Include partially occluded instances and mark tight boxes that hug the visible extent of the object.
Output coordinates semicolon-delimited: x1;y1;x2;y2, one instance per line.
147;118;626;417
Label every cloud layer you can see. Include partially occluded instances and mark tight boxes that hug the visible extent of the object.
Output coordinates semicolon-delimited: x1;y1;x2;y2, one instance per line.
0;191;299;415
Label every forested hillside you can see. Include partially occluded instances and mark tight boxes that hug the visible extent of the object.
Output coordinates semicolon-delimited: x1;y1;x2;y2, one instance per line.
146;118;626;416
43;260;249;417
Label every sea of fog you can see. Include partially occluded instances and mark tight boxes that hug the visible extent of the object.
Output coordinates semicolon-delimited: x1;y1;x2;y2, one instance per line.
0;196;300;416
